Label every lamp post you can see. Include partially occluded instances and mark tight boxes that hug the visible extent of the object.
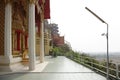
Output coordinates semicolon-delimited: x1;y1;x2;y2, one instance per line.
85;7;109;80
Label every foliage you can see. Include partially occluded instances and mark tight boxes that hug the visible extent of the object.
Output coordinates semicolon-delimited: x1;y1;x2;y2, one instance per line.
51;41;118;79
52;43;72;56
59;43;71;53
65;51;118;79
52;47;59;57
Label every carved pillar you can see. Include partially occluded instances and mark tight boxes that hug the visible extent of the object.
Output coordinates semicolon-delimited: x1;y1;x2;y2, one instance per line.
28;0;36;70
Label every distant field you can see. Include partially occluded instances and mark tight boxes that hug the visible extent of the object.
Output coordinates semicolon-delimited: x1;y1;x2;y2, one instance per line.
88;52;120;63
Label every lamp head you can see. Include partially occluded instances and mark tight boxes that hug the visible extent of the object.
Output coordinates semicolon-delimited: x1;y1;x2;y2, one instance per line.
85;7;106;23
101;33;106;36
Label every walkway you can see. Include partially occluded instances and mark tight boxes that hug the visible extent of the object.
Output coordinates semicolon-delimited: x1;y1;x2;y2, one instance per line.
0;56;106;80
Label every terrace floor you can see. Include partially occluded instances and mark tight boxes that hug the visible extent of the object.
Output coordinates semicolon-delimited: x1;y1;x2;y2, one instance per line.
0;56;106;80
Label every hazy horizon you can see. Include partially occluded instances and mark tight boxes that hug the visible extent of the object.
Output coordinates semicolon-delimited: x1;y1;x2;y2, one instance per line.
50;0;120;53
82;52;120;55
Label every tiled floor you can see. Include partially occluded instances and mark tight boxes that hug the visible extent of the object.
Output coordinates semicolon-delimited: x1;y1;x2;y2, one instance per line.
0;56;106;80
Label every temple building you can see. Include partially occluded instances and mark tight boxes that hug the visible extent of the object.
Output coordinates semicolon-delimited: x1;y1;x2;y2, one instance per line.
44;20;52;55
50;23;64;47
0;0;50;71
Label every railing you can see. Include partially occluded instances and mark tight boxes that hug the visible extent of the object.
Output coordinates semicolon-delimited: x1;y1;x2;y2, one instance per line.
67;55;120;80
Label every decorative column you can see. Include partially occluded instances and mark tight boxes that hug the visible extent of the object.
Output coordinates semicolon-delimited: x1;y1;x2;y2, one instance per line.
40;22;44;63
39;0;45;63
4;1;12;59
25;35;28;49
28;0;36;70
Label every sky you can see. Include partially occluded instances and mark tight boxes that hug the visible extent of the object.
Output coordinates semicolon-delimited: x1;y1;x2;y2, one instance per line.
50;0;120;53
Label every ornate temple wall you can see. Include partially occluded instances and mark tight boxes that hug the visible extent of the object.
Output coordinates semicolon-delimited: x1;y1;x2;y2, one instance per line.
44;32;50;55
36;37;40;56
12;0;29;56
0;1;5;55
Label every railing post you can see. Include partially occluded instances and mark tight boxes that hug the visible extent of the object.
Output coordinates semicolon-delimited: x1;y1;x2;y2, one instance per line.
81;55;83;64
91;58;94;70
82;56;84;64
116;63;119;79
80;56;82;63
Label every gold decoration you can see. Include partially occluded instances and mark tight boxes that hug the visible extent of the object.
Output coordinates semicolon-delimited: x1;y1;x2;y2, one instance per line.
29;0;36;4
42;0;45;4
5;0;12;4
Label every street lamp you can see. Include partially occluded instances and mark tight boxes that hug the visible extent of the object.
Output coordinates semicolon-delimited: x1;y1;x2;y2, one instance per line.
85;7;109;80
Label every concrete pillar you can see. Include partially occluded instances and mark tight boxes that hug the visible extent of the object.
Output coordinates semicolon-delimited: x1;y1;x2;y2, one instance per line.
0;1;26;72
40;22;44;63
4;2;12;59
28;2;36;70
0;1;13;71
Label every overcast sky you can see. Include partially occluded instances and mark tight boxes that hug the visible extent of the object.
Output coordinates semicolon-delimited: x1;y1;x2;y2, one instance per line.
50;0;120;53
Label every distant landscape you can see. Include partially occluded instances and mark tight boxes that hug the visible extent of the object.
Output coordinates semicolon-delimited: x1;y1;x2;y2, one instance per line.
87;52;120;63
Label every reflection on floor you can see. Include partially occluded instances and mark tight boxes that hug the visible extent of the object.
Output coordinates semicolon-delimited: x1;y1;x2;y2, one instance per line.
0;56;106;80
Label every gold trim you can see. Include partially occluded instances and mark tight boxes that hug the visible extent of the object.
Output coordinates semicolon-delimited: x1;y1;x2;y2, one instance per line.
0;61;22;66
5;0;12;4
29;0;36;4
42;0;45;4
0;63;10;66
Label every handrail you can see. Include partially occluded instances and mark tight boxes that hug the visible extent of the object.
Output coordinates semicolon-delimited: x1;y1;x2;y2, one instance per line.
68;56;120;80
